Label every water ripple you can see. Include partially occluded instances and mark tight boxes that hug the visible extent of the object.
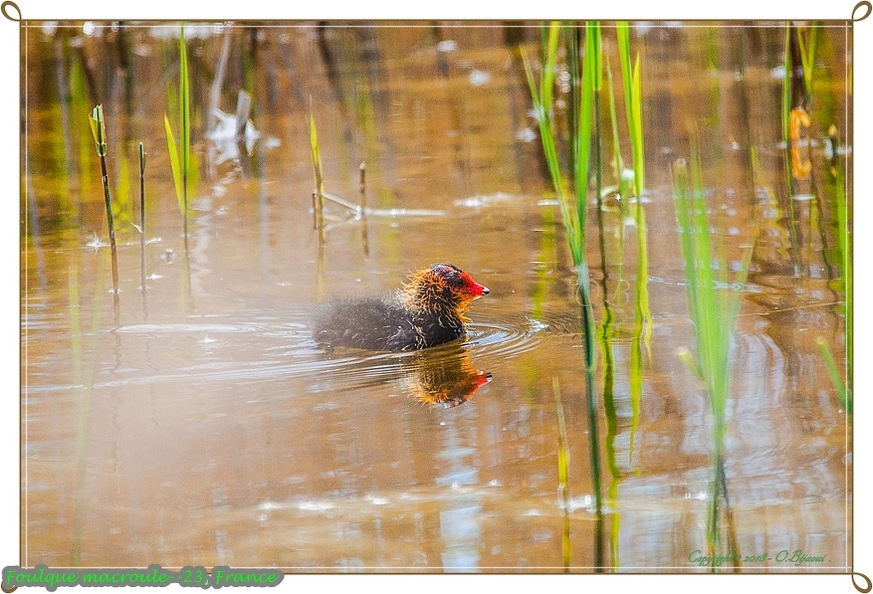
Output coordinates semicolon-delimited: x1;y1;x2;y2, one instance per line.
96;315;555;394
464;318;550;360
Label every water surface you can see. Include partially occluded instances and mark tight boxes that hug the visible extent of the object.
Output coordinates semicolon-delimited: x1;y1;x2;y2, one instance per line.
21;20;851;572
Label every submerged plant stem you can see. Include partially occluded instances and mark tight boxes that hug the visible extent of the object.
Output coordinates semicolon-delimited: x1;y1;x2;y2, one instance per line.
164;24;193;242
672;146;752;569
89;105;119;312
139;143;146;305
524;24;606;563
359;161;369;257
308;103;326;246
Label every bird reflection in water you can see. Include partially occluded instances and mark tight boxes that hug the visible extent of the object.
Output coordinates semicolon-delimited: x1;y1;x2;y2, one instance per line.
398;346;491;408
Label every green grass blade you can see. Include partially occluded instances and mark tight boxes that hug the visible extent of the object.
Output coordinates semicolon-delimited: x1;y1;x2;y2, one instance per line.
630;54;645;194
797;27;810;85
606;55;632;255
797;23;818;105
179;24;191;209
564;23;580;172
616;22;633;129
574;24;596;245
521;21;605;526
588;22;602;92
817;338;850;414
672;160;697;323
541;22;560;118
520;41;581;263
829;137;851;407
308;103;329;247
164;114;184;215
308;111;323;195
782;22;792;142
605;59;625;179
616;22;645;196
88;105;106;157
88;106;105;158
674;129;753;570
617;30;653;360
89;104;119;302
807;24;818;99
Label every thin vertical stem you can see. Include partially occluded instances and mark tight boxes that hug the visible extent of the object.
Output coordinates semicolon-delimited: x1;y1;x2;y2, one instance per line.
139;142;146;302
308;101;326;245
89;105;119;313
179;24;190;221
359;161;369;257
99;153;118;296
782;23;801;275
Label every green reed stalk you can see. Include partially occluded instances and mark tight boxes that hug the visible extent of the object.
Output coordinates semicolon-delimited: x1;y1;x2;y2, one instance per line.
818;339;849;413
616;24;652;354
796;23;819;108
616;22;644;197
564;27;581;174
574;23;596;233
164;24;193;238
521;23;580;263
522;22;602;527
596;56;623;568
605;42;634;248
821;130;851;412
597;202;622;567
604;59;633;294
88;105;119;304
835;167;851;409
615;24;651;455
596;57;619;486
782;23;793;143
579;22;602;522
179;26;191;214
780;23;802;275
672;146;752;568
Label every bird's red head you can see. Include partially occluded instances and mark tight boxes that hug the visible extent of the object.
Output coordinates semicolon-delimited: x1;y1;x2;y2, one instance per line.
427;263;490;300
402;263;490;313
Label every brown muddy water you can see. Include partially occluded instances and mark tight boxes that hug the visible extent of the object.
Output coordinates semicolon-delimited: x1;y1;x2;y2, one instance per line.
20;20;852;573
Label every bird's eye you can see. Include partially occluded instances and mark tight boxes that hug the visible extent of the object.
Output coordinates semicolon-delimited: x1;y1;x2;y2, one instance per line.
446;272;465;288
431;264;463;285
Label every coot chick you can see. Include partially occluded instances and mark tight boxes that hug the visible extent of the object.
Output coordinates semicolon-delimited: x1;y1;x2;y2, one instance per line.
313;263;489;352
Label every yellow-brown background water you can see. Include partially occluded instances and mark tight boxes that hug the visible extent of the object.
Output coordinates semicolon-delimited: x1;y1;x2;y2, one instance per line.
21;21;851;572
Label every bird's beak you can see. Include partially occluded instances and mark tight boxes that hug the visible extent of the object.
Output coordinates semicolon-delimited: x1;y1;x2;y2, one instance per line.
472;284;489;299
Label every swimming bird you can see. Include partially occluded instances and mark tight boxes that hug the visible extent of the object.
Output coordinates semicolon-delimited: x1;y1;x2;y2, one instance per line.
313;263;489;352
